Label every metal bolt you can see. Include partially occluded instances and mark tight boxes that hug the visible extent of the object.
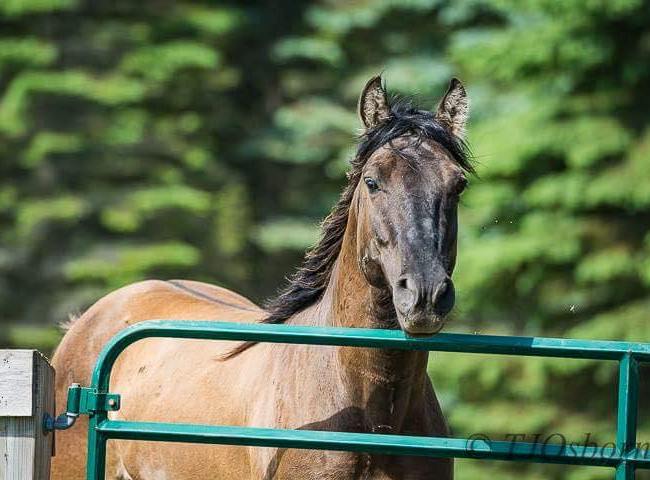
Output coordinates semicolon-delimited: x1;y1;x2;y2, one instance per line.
108;399;116;408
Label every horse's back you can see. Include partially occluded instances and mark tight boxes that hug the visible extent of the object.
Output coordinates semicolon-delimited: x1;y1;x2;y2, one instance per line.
50;279;265;480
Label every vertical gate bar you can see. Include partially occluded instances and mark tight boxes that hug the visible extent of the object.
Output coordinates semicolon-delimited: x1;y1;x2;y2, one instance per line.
615;354;639;480
86;413;108;480
616;462;634;480
87;331;117;480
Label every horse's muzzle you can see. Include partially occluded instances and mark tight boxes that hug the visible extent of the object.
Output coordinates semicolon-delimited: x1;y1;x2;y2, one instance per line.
393;275;455;335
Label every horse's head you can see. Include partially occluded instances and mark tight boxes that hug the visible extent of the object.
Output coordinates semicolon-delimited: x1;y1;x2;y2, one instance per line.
220;76;473;360
354;76;471;336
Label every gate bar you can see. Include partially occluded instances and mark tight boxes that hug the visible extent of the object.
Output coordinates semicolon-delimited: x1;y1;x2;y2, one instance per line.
96;419;650;468
616;354;640;480
82;320;650;479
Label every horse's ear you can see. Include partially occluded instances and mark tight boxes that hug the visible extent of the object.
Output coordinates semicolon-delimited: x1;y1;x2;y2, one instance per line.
435;78;469;139
358;75;390;130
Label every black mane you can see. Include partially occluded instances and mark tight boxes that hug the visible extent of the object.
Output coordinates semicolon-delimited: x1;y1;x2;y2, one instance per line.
222;98;472;359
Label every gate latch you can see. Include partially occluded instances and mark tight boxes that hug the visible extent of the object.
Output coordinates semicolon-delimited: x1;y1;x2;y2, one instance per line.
43;383;121;432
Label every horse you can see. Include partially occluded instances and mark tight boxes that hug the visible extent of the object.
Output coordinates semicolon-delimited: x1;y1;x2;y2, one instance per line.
51;75;473;480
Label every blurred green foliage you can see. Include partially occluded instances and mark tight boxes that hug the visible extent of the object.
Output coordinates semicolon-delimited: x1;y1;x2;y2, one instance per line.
1;1;650;478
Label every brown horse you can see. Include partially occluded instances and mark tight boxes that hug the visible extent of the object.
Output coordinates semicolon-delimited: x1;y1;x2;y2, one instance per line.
51;75;472;480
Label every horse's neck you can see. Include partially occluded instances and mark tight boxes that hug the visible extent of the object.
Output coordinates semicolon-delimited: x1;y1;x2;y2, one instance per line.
301;212;431;432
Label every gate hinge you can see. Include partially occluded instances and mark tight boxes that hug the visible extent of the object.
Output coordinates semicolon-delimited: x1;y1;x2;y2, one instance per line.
44;383;121;432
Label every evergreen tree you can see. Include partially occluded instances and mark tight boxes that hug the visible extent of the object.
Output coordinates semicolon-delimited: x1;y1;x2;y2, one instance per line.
0;0;262;345
1;1;649;478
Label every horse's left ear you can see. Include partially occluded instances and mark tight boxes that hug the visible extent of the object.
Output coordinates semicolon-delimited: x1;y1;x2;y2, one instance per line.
435;78;469;139
358;75;391;130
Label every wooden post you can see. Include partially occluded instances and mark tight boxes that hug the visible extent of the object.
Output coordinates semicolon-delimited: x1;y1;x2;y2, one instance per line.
0;350;55;480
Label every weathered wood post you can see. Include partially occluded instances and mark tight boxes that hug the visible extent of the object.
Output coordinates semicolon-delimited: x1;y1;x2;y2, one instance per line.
0;350;55;480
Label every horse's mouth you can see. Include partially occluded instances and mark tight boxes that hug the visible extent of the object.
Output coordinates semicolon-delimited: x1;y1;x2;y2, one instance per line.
401;316;445;337
404;328;444;338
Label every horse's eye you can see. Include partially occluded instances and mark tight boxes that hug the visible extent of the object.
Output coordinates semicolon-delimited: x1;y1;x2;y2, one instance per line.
364;177;380;193
455;177;468;196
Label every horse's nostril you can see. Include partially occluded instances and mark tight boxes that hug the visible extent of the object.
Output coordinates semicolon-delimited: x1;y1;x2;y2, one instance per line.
432;279;455;316
394;276;417;314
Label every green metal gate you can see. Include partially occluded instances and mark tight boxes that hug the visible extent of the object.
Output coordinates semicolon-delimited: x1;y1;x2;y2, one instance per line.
51;320;650;479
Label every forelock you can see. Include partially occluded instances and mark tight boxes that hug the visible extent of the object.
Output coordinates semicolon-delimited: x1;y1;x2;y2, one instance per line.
355;97;473;174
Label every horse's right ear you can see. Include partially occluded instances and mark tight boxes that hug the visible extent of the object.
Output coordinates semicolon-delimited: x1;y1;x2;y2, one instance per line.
358;75;390;130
